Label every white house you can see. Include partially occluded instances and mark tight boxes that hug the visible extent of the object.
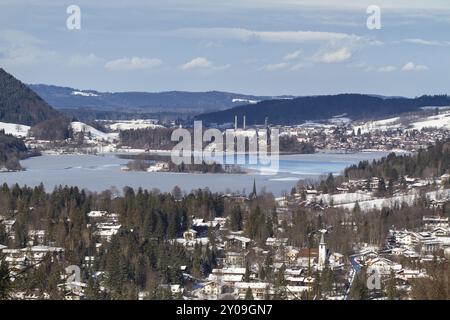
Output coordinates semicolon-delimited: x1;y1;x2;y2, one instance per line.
366;257;402;276
202;281;221;297
234;282;270;300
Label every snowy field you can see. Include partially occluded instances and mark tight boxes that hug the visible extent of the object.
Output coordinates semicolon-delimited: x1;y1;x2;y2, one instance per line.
332;189;450;212
70;122;119;142
104;120;164;131
411;111;450;130
0;122;30;137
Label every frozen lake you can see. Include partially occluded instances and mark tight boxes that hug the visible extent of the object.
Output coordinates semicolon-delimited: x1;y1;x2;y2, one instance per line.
0;152;392;196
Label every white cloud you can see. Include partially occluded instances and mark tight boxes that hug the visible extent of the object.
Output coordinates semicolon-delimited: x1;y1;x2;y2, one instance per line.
261;62;290;71
377;65;397;72
104;57;162;71
290;63;305;71
7;0;449;11
170;28;362;44
403;38;450;46
181;57;229;71
402;61;429;71
0;29;42;45
181;57;211;70
69;54;102;67
283;50;303;61
0;30;105;69
0;29;57;66
315;47;352;63
209;0;450;11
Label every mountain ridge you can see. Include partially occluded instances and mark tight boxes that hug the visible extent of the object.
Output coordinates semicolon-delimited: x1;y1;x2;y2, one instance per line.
28;84;295;113
195;93;450;125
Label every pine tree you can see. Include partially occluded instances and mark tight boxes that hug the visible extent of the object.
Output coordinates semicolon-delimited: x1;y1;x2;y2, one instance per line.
0;258;11;299
321;264;334;295
273;268;287;300
85;277;102;300
386;269;398;300
245;287;254;300
229;206;243;231
312;270;322;299
244;262;251;282
348;269;369;300
0;224;7;245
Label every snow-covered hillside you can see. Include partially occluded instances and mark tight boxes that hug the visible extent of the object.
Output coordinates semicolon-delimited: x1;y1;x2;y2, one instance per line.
352;117;401;134
105;120;164;131
232;98;259;104
333;189;450;212
0;122;30;137
70;122;119;143
351;110;450;133
314;191;374;206
411;111;450;130
71;91;99;97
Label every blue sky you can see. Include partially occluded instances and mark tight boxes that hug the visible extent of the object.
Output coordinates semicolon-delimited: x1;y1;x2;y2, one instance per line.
1;0;449;96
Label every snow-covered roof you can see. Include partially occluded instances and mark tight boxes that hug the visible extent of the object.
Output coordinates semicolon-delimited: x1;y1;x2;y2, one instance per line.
209;274;243;282
226;234;251;243
24;245;64;252
88;210;108;218
235;282;269;289
212;267;246;275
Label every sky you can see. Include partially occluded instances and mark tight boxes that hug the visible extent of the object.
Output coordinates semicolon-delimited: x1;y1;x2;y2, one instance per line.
0;0;449;96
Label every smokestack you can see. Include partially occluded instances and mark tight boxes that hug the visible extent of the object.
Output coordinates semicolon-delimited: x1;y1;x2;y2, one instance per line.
243;115;246;130
234;115;237;130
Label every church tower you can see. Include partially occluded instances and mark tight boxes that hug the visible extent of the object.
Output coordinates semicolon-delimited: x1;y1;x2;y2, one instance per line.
250;179;257;200
318;232;327;271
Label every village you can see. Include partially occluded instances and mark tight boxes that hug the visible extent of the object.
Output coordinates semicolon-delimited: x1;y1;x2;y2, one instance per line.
278;120;450;153
1;168;449;300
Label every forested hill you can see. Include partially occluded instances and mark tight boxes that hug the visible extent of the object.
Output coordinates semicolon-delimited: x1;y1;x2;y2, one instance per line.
344;139;450;181
195;94;450;125
0;68;62;126
0;130;29;170
29;84;294;113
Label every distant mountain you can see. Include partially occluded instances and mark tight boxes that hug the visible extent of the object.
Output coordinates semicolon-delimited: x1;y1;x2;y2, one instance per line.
195;94;450;125
29;84;294;114
0;69;62;126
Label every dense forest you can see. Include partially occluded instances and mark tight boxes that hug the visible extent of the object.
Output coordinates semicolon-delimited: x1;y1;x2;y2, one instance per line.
0;182;448;299
125;158;242;174
30;117;73;141
0;68;61;126
0;184;247;299
344;139;450;181
119;127;314;155
279;136;315;154
0;131;33;170
196;94;450;125
59;108;188;123
119;127;177;150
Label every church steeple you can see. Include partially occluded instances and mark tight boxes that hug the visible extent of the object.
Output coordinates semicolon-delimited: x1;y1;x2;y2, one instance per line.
320;233;325;245
318;232;327;271
250;179;257;200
